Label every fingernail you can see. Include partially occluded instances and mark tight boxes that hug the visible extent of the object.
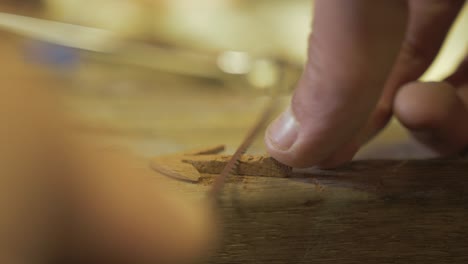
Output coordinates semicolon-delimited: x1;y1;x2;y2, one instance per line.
266;106;299;151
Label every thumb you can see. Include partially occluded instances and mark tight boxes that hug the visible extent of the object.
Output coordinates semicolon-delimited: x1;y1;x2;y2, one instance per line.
265;0;408;167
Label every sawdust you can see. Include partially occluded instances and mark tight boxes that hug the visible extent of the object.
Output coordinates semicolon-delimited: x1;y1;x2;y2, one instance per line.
151;146;292;182
184;155;292;177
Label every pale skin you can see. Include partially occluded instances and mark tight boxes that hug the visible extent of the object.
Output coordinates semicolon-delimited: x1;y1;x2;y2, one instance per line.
266;0;468;168
1;0;467;263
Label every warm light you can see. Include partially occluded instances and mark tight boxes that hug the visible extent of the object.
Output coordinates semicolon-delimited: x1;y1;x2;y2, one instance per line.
217;51;251;75
247;59;280;89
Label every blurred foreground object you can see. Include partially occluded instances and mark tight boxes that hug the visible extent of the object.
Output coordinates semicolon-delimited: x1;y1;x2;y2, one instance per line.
0;32;216;263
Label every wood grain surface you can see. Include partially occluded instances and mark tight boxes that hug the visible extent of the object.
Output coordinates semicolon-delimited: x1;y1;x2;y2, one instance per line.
151;155;468;264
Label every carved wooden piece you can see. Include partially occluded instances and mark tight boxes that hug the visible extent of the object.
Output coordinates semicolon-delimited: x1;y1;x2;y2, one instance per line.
150;146;292;182
186;155;291;176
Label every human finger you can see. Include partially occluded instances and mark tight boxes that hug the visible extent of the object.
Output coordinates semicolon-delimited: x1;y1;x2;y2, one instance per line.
265;0;408;167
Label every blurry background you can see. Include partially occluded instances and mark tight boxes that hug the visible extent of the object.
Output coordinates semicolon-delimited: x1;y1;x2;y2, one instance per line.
0;0;467;158
44;0;311;61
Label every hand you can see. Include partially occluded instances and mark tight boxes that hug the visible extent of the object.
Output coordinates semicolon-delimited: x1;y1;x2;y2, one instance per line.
265;0;468;168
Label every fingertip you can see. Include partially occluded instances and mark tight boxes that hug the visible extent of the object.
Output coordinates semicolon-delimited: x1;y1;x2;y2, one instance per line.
265;106;299;152
265;105;322;167
394;81;458;129
265;111;324;168
394;81;468;154
265;102;362;168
